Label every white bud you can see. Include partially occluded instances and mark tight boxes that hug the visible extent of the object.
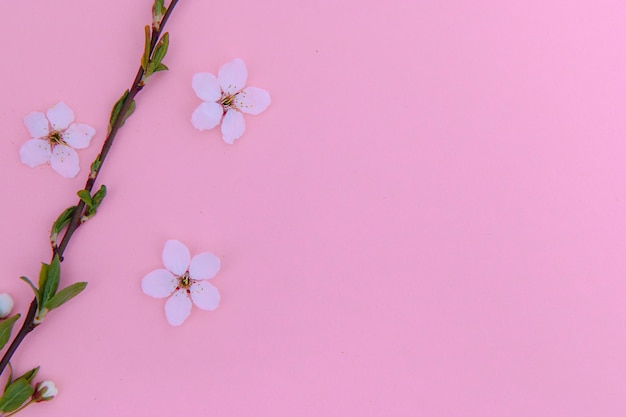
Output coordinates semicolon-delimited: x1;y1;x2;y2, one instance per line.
34;381;58;401
0;293;14;318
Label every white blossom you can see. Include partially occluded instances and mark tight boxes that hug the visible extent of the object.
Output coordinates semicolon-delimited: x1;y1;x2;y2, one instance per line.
19;102;95;178
191;59;270;144
142;240;221;326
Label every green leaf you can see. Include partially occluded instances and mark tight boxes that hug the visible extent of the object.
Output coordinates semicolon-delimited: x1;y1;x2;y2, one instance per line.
0;314;20;351
40;255;61;309
90;158;102;179
83;185;108;219
45;282;87;311
153;0;165;16
120;100;136;127
50;206;76;245
152;0;165;29
0;379;34;412
108;90;130;134
19;277;39;305
141;25;151;71
17;367;39;384
153;63;169;72
77;190;93;209
37;263;49;297
152;32;169;66
92;185;107;208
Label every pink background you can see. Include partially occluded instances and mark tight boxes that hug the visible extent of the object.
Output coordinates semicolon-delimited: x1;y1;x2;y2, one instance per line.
1;0;626;415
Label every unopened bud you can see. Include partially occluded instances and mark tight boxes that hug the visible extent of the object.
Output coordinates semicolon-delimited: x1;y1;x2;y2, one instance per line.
152;0;165;30
33;381;58;402
0;293;14;318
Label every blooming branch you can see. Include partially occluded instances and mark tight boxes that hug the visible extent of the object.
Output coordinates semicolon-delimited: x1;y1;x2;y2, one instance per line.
0;0;183;413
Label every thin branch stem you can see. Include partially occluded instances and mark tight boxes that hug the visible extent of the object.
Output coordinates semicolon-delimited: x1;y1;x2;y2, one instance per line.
56;0;180;258
0;0;181;376
0;298;38;376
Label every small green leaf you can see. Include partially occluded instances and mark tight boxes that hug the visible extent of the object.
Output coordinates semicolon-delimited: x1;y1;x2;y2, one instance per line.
0;378;34;412
120;99;136;127
92;185;107;208
90;158;102;179
141;25;151;71
145;65;153;77
83;185;108;219
37;263;49;296
146;34;169;77
77;190;93;209
153;63;169;72
152;0;165;29
40;255;61;309
153;0;165;17
0;314;20;351
45;282;88;311
50;206;76;245
17;367;39;384
19;277;39;305
108;90;130;134
152;32;169;66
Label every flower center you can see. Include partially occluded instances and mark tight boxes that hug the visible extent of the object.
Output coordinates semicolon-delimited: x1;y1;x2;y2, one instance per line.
48;130;65;146
178;272;192;289
220;94;236;110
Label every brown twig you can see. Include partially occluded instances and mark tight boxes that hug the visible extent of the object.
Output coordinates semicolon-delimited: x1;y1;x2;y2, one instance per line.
0;0;181;376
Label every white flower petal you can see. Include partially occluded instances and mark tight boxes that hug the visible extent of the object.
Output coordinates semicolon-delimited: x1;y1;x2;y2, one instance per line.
165;289;192;326
142;269;177;298
63;123;95;149
218;58;247;95
19;139;51;168
192;72;221;102
191;102;223;131
23;112;49;138
221;109;246;144
46;102;75;130
162;240;191;276
190;281;220;311
189;252;221;280
49;145;79;178
235;87;271;115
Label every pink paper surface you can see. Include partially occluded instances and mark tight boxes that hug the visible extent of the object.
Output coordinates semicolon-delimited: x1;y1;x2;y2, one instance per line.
1;0;626;415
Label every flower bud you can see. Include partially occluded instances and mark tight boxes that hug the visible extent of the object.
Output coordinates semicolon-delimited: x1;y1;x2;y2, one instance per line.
0;293;14;318
33;381;58;402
